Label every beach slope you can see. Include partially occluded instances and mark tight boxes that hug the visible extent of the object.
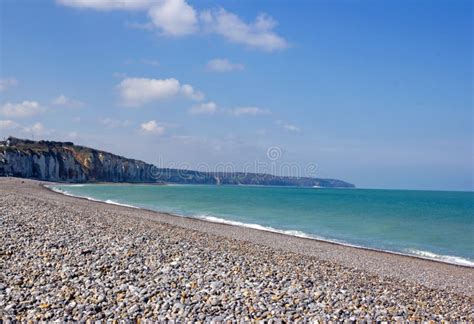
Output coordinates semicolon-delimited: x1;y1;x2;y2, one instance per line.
0;178;472;321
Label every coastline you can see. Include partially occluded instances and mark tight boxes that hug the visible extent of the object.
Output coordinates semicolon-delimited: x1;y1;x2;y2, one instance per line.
18;179;474;292
48;183;474;269
1;177;473;321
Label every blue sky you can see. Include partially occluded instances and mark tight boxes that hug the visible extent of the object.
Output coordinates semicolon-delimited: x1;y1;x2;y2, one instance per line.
0;0;472;190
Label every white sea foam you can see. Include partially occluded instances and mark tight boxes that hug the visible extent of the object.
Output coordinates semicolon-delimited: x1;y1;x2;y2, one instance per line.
404;249;474;267
104;199;138;209
49;186;88;199
47;186;136;208
47;186;72;196
47;185;474;268
196;216;474;267
197;215;316;239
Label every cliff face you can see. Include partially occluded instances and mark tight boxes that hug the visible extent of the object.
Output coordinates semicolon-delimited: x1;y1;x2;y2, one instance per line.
0;137;155;183
150;169;354;188
0;137;355;188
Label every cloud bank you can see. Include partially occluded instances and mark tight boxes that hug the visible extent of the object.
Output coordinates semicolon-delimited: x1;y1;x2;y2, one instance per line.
200;9;287;51
0;101;43;118
0;120;19;130
140;120;166;135
58;0;287;51
189;101;217;115
148;0;197;36
56;0;153;10
231;107;270;116
117;77;204;107
52;94;84;108
23;122;51;136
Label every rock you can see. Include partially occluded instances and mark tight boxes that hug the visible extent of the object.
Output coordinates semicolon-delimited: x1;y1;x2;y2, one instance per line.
4;303;15;314
97;294;105;303
208;296;221;306
128;305;140;314
0;179;470;322
210;281;224;290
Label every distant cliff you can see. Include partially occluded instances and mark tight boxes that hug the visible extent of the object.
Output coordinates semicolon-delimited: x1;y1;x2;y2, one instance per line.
0;137;355;188
0;137;155;183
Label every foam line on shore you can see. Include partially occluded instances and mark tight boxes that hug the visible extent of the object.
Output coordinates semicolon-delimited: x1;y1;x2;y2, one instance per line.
47;184;474;268
47;186;138;209
404;249;474;267
104;200;139;209
197;215;474;267
197;215;316;239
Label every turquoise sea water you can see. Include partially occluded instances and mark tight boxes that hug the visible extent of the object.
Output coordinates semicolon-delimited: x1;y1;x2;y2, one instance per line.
52;184;474;266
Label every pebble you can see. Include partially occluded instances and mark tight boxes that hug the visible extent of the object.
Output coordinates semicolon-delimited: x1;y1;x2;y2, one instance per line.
128;305;140;314
0;179;472;321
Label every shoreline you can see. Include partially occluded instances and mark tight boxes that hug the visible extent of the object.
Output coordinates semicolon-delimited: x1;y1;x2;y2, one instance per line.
47;183;474;269
1;177;473;321
27;179;474;296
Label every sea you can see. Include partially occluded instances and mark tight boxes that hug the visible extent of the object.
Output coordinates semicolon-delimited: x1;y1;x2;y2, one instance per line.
51;184;474;267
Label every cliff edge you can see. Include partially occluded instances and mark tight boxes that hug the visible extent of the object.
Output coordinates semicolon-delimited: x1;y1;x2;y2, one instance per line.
0;137;355;188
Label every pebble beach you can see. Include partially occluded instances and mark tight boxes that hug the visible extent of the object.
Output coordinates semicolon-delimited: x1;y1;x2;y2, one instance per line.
1;178;473;321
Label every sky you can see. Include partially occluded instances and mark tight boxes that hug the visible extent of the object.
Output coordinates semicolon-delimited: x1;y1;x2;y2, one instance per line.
0;0;472;191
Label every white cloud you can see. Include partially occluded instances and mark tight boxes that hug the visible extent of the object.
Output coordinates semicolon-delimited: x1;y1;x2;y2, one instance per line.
0;120;19;130
141;59;160;67
57;0;153;10
276;120;300;132
23;122;51;136
59;0;288;52
100;118;132;128
0;78;18;92
52;94;84;108
0;101;43;118
189;101;217;115
148;0;197;36
231;106;270;116
206;58;244;72
117;77;181;107
140;120;166;135
180;84;204;101
117;77;204;107
283;124;300;132
200;9;287;51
